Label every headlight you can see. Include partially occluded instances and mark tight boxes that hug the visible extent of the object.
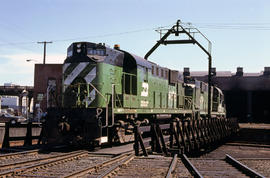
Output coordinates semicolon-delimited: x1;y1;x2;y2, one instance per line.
77;48;81;53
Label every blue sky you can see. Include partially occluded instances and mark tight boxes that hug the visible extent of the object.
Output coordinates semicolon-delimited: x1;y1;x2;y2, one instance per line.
0;0;269;85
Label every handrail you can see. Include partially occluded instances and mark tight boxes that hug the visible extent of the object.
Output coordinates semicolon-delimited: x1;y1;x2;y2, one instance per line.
64;83;109;128
87;83;109;128
64;83;108;105
122;72;137;77
108;84;115;127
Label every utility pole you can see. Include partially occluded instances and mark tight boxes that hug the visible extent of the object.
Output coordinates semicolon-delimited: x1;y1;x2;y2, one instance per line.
37;41;52;64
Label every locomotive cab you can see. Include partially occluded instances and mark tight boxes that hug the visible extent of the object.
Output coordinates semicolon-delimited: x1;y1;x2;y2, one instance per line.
122;52;138;108
120;51;152;109
213;87;225;113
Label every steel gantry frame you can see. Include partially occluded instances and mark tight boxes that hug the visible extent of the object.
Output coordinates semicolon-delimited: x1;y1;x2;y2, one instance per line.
145;20;213;118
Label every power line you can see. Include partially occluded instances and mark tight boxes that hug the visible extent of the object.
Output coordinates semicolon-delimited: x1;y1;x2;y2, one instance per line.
0;20;36;42
0;25;172;46
0;22;270;47
197;26;270;30
0;37;37;52
194;22;270;25
190;22;270;30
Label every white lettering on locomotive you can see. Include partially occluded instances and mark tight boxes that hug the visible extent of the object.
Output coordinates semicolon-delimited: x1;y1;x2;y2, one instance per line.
141;82;149;97
140;100;149;107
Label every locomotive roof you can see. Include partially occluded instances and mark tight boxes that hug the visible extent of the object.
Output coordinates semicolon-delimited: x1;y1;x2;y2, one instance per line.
121;51;152;69
65;42;183;81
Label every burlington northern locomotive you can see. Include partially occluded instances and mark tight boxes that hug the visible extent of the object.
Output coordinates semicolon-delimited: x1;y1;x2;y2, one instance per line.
45;42;226;146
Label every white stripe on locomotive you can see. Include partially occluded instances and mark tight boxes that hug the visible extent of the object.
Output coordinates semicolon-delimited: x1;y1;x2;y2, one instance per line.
63;63;71;73
63;63;97;105
87;89;96;106
64;62;88;85
84;67;96;83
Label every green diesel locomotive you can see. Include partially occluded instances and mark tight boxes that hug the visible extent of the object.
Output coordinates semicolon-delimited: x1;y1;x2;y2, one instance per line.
46;41;225;146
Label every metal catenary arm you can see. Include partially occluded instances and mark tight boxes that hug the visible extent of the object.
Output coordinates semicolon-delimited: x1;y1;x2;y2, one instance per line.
145;20;213;118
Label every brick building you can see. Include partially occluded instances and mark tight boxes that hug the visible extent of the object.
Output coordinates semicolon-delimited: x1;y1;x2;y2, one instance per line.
33;64;62;114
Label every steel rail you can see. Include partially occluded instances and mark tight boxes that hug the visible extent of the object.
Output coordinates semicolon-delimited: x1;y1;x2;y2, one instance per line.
181;154;203;178
97;154;134;178
0;149;39;159
166;154;178;178
232;158;270;160
62;152;134;178
225;154;265;178
0;150;88;177
0;150;86;171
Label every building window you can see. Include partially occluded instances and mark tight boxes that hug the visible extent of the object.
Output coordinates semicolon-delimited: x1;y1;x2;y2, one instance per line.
161;69;164;78
152;66;154;75
156;67;159;76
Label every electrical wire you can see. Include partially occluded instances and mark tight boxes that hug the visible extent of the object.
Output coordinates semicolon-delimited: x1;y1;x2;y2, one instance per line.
0;37;37;52
189;22;270;30
0;22;270;48
0;25;173;47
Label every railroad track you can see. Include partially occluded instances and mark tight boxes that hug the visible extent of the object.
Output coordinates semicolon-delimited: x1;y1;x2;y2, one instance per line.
0;150;88;177
0;149;49;172
0;149;39;159
0;150;192;178
101;153;265;177
0;149;267;177
185;154;265;178
68;153;192;178
237;158;270;177
0;150;135;177
0;150;88;173
65;152;134;177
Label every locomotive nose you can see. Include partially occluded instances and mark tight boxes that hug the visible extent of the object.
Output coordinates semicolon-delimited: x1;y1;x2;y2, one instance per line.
62;62;97;108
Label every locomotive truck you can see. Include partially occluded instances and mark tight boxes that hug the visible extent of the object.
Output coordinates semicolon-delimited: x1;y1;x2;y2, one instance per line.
44;41;226;146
